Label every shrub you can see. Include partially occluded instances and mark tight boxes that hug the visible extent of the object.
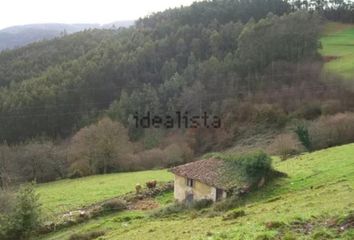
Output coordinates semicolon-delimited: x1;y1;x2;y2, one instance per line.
213;196;241;212
68;161;92;179
0;190;15;215
120;142;194;171
254;104;287;127
188;199;213;210
309;112;354;150
69;231;105;240
1;141;68;184
268;133;304;160
295;124;312;151
0;215;8;240
163;144;188;166
295;103;322;120
150;202;186;218
151;199;213;218
321;100;343;115
120;154;144;171
222;209;246;220
138;148;167;169
101;199;127;213
223;151;273;182
213;128;235;150
3;183;42;240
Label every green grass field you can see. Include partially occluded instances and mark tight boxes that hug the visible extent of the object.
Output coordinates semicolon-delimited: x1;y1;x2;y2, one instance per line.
36;144;354;240
36;170;173;217
320;22;354;79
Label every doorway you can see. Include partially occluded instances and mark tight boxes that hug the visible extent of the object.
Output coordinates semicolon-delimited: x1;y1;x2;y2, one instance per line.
216;188;224;201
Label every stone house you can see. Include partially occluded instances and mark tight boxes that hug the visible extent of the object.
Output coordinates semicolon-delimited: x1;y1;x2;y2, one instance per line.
170;158;246;202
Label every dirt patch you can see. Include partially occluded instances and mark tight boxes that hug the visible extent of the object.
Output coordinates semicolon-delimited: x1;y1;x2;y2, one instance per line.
336;212;354;232
129;198;160;211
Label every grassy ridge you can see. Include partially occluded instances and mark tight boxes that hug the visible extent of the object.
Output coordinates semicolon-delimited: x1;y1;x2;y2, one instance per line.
36;144;354;240
36;170;173;217
320;22;354;79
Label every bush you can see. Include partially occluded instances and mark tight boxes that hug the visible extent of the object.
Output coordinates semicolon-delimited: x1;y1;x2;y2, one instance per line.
151;199;213;218
295;124;312;151
188;199;213;210
0;190;15;215
69;231;105;240
254;104;287;127
150;202;186;218
222;209;246;220
321;100;343;115
309;112;354;150
138;148;167;169
223;151;273;182
0;140;68;184
3;183;42;240
119;141;194;171
101;199;127;212
163;144;187;166
268;133;304;160
295;103;322;120
213;196;241;212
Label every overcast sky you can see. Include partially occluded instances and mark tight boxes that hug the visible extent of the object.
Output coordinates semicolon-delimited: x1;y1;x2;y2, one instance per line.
0;0;198;30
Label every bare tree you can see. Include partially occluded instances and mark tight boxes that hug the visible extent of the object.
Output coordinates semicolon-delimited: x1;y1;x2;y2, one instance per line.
69;118;133;176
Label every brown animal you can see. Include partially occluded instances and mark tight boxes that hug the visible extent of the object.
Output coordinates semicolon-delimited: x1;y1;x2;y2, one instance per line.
146;180;157;189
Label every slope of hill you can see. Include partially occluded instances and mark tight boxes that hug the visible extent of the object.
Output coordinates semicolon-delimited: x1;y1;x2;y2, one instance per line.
36;169;172;217
35;144;354;240
0;0;325;144
320;22;354;80
0;21;134;51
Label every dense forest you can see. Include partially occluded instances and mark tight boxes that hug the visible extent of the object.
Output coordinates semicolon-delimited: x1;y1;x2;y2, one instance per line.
0;22;135;51
1;0;354;187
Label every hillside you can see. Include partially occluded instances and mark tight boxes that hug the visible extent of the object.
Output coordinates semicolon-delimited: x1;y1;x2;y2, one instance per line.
0;0;323;143
37;170;172;217
1;1;354;240
35;144;354;240
0;22;134;51
320;22;354;80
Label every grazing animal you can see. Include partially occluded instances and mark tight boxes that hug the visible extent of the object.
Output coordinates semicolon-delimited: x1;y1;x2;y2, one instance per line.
135;183;142;194
146;180;157;189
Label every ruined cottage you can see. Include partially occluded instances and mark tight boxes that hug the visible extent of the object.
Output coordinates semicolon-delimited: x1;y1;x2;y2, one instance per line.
170;158;250;202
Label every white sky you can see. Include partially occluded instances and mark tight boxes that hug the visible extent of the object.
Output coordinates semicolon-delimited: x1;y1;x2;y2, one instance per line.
0;0;197;30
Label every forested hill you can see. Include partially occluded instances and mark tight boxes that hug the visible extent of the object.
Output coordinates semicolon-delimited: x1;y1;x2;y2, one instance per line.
0;22;134;51
0;0;351;143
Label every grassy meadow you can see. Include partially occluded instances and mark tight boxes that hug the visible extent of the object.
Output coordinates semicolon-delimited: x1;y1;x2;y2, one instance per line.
320;22;354;79
36;170;173;217
35;144;354;240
